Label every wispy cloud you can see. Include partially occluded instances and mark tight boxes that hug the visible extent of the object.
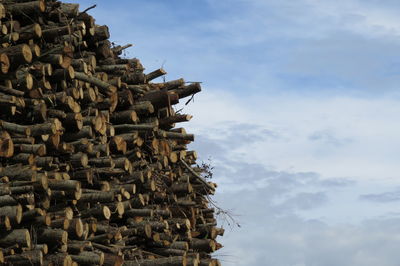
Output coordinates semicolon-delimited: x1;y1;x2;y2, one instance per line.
360;188;400;202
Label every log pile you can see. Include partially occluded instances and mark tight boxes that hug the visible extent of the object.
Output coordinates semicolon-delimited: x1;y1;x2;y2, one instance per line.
0;1;223;265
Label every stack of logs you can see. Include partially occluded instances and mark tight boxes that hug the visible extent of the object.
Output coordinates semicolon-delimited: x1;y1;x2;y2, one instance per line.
0;1;223;265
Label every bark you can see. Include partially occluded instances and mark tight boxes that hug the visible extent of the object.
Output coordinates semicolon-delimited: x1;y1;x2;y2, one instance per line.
129;101;154;114
5;250;43;266
37;228;68;246
145;68;167;82
18;23;42;41
114;124;156;134
5;1;46;16
80;205;111;220
79;191;115;203
0;229;31;248
159;114;193;128
44;253;72;266
48;179;81;191
138;89;178;109
0;130;14;158
0;120;30;135
71;251;104;265
123;256;187;266
15;143;46;155
173;83;202;99
75;71;116;95
0;44;32;65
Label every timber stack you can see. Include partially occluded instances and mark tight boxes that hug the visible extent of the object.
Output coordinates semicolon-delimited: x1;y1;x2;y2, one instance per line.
0;0;223;265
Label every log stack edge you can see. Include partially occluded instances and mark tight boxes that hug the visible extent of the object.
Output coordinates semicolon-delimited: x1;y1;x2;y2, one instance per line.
0;1;223;265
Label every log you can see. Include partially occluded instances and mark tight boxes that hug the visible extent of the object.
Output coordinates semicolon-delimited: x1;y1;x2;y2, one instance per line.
75;71;117;95
0;44;32;65
0;204;22;224
0;229;31;248
123;256;187;266
71;251;105;265
44;253;72;266
5;250;43;265
145;68;167;82
0;120;30;136
80;205;111;220
37;228;68;246
5;1;46;16
80;191;115;203
18;23;42;41
173;83;202;99
0;130;14;158
159;114;193;127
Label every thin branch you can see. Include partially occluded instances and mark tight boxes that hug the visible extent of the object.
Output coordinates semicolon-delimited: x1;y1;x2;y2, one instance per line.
180;159;215;191
79;4;97;15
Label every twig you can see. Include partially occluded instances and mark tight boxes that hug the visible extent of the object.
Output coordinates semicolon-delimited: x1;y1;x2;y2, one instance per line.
79;4;97;15
180;159;215;191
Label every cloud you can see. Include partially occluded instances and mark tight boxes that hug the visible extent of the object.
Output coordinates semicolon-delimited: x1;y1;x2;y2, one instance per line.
308;130;353;146
360;188;400;202
76;0;400;95
194;127;400;265
185;89;400;182
217;187;400;266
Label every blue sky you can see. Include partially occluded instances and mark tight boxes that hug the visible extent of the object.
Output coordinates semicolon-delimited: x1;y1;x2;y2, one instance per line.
75;1;400;265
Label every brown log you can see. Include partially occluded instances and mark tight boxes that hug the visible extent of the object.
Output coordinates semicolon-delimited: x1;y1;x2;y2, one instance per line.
114;124;156;134
173;83;202;99
145;68;167;82
151;248;187;257
0;120;30;136
0;53;10;74
15;143;46;156
103;253;124;266
159;114;193;127
93;25;110;42
80;205;111;220
5;1;46;15
5;249;43;265
62;125;93;141
48;179;81;191
190;239;216;253
0;130;14;158
67;218;84;239
37;228;68;246
138;90;178;109
44;253;72;266
121;72;145;85
79;191;115;203
110;110;138;124
18;23;42;41
0;204;22;224
75;71;116;96
123;256;187;266
0;44;32;65
129;101;154;114
0;228;31;248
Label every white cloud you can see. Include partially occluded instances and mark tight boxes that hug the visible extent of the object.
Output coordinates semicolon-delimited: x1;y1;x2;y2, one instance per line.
182;89;400;182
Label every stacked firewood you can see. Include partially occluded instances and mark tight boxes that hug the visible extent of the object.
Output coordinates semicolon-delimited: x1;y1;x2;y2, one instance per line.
0;1;223;265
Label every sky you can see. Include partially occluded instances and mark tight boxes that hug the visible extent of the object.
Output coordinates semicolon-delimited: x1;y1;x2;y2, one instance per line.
74;1;400;265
